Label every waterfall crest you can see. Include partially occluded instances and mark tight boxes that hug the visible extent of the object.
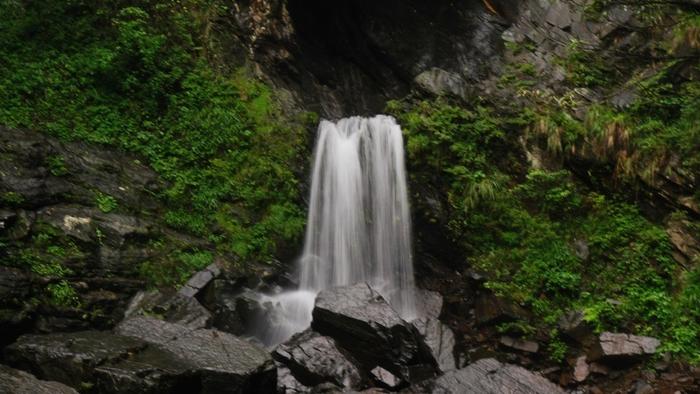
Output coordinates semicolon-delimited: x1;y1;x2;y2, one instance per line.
257;115;416;346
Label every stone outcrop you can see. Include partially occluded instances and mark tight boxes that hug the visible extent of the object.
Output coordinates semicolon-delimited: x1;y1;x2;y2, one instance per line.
5;317;275;393
588;332;660;363
123;289;212;329
0;364;78;394
416;358;565;394
273;329;364;390
0;126;211;334
311;283;438;382
412;317;457;372
4;331;146;388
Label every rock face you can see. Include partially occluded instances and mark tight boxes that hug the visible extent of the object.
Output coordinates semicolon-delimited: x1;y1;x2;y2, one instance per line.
0;364;78;394
419;358;565;394
412;318;456;372
116;316;276;393
4;331;146;387
474;292;529;325
273;329;364;390
123;289;212;329
226;0;518;117
588;332;660;363
311;283;438;382
5;317;275;393
0;126;210;333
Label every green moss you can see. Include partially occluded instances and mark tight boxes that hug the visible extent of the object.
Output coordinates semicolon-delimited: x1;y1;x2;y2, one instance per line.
95;192;118;213
1;192;24;206
47;155;68;176
139;248;214;287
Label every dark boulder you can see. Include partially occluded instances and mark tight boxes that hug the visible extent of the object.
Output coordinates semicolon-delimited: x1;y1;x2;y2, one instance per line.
499;336;539;354
273;329;364;390
474;293;529;325
558;311;593;344
4;331;145;387
178;262;222;298
0;364;78;394
412;318;456;372
93;346;198;394
123;289;211;329
416;358;565;394
588;332;660;364
311;283;438;382
116;316;276;393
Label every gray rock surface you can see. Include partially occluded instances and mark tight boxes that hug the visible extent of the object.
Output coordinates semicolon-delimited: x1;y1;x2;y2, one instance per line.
274;329;364;390
93;346;196;394
116;316;276;393
415;289;444;320
474;293;529;325
124;289;212;329
0;364;78;394
419;358;565;394
499;336;539;353
412;318;456;372
588;332;660;363
4;331;145;387
311;283;438;382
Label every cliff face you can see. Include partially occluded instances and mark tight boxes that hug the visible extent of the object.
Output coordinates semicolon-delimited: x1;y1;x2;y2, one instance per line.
225;0;518;118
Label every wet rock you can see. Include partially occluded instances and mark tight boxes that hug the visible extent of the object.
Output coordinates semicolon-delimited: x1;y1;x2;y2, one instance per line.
558;310;593;344
370;366;402;390
545;2;572;29
311;283;438;382
116;316;275;393
412;318;456;372
273;330;364;390
4;331;145;387
0;364;78;394
415;289;443;320
276;362;312;394
588;332;660;363
634;379;654;394
572;356;589;382
414;68;470;99
589;362;609;375
474;293;529;325
124;289;211;329
178;262;222;298
499;336;539;354
0;209;33;240
418;358;565;394
93;346;197;394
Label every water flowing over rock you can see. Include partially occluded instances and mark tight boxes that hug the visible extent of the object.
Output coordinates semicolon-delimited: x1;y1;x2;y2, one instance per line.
259;116;418;345
301;116;416;316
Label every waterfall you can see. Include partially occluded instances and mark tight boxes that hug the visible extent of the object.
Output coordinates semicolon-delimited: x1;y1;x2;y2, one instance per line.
255;115;416;346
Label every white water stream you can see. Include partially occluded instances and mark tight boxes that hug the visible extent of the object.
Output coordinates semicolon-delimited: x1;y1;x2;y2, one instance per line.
254;115;417;346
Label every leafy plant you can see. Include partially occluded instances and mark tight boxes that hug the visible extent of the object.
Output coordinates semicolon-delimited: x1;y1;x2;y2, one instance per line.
95;192;118;213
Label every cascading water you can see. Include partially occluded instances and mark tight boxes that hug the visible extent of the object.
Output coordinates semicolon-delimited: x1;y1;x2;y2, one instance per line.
254;115;416;346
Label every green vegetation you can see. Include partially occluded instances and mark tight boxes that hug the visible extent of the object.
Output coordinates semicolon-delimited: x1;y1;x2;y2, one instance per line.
95;192;118;213
47;155;68;176
139;248;213;287
388;94;700;363
0;0;313;286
